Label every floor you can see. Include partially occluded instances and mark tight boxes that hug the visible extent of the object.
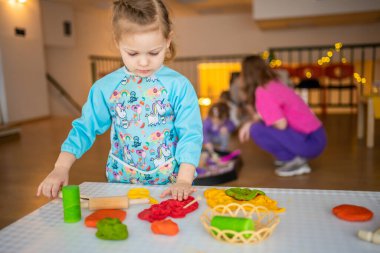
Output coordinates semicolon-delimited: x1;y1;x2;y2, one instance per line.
0;114;379;229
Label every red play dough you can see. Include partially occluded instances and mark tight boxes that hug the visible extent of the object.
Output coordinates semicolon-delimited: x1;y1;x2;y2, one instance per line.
332;204;373;222
151;219;179;236
138;196;198;222
85;209;127;227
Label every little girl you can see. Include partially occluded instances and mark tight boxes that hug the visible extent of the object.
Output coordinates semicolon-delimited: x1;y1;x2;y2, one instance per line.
203;102;235;153
239;55;326;176
37;0;203;201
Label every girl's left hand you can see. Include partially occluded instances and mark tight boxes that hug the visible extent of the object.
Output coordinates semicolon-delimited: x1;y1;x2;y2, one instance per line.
160;180;196;201
239;121;253;143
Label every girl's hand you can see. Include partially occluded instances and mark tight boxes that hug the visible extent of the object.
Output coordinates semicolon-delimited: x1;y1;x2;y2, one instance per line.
160;180;196;201
36;166;69;198
239;121;253;143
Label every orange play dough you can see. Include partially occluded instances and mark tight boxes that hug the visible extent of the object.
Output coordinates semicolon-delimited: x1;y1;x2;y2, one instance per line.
85;209;127;227
332;204;373;222
151;219;179;236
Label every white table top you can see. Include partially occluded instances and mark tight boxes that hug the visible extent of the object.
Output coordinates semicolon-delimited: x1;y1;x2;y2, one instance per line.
1;182;379;253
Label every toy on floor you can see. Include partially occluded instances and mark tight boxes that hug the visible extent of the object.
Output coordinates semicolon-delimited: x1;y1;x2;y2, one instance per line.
219;150;241;163
196;150;240;181
128;188;158;204
138;196;199;222
151;219;179;236
62;185;82;223
358;228;380;244
204;188;285;213
81;196;150;210
225;188;265;201
96;218;128;240
85;209;127;228
332;204;373;221
200;203;279;244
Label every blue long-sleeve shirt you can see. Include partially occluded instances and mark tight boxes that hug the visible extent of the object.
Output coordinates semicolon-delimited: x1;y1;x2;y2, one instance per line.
61;66;203;178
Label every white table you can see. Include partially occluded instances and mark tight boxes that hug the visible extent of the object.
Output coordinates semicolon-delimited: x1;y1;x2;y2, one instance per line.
1;182;379;253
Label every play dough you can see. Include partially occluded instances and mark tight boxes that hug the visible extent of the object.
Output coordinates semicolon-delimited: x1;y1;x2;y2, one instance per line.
151;219;179;236
128;188;158;204
225;188;265;201
85;209;126;228
332;204;373;221
138;196;198;222
96;218;128;240
204;188;285;213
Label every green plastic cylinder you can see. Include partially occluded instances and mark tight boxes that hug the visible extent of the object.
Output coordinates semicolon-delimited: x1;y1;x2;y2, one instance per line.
211;216;254;238
62;185;81;223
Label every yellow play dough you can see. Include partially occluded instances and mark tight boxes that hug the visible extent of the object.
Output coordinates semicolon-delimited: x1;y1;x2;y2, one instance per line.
128;188;158;204
204;188;285;213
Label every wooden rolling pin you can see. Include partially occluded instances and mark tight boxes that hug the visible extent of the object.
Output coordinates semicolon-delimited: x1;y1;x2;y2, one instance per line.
81;196;149;210
59;191;150;210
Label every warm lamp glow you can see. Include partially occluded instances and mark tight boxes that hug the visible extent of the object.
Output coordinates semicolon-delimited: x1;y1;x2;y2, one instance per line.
198;97;211;106
262;50;269;60
335;42;343;52
8;0;26;3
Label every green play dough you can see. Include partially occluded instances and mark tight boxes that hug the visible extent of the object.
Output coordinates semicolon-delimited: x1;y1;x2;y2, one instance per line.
96;218;128;240
211;216;254;239
225;188;265;201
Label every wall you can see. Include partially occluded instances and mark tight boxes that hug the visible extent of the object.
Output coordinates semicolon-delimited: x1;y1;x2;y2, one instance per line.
42;6;380;115
0;0;49;123
254;0;380;20
173;14;380;57
42;3;118;114
41;1;75;47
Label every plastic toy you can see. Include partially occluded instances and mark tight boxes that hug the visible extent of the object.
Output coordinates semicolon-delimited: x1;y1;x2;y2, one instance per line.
201;203;279;244
195;149;241;185
358;228;380;244
138;196;198;222
219;150;241;163
62;185;81;223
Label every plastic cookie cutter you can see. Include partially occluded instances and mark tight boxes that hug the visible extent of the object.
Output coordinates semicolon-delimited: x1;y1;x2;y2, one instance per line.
127;188;158;204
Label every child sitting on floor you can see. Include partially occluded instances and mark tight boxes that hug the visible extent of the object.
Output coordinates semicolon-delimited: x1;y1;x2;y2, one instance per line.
203;102;236;153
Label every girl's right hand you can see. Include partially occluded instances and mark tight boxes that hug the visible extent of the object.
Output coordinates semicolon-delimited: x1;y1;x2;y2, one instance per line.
36;167;69;198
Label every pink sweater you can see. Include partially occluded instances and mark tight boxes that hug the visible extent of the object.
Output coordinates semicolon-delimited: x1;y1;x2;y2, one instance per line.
255;80;322;134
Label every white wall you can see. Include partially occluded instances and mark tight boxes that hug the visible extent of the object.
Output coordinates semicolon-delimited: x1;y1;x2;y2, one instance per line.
174;14;380;57
43;6;380;115
254;0;380;20
43;4;118;114
0;0;49;123
41;1;75;47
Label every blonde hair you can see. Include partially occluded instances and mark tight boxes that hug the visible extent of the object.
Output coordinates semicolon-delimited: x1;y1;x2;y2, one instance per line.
112;0;176;62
